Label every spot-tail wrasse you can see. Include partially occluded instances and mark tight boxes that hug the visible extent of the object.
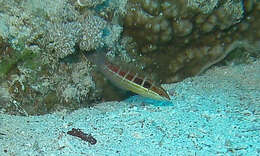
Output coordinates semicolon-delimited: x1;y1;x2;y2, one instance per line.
85;49;171;101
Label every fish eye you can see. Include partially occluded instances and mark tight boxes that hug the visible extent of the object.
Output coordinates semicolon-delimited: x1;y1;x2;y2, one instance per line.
143;81;151;89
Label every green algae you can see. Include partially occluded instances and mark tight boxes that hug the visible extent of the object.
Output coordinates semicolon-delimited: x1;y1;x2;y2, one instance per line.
0;49;39;78
43;91;59;112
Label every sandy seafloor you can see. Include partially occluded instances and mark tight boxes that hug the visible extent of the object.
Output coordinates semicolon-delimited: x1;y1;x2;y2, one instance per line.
0;60;259;156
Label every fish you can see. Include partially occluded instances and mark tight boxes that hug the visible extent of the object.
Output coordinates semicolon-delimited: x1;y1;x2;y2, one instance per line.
85;49;171;101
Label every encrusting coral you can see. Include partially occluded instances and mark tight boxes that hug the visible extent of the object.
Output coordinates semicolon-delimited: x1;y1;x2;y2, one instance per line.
0;0;125;115
122;0;260;83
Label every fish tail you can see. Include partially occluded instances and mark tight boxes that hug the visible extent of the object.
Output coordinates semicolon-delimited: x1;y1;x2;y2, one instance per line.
83;48;107;68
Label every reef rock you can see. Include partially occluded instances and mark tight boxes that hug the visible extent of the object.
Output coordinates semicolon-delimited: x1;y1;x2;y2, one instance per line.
123;0;260;83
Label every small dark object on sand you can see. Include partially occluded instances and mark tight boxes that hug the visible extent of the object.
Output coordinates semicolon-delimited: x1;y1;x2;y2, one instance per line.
67;128;97;145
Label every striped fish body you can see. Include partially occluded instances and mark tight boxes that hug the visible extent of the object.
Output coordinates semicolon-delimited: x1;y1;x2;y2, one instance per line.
101;60;171;101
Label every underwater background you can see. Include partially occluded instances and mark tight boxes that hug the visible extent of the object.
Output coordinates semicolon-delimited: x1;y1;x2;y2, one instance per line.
0;0;259;155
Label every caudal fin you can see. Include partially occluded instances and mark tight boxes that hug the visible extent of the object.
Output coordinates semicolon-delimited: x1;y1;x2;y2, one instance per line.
83;48;108;68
